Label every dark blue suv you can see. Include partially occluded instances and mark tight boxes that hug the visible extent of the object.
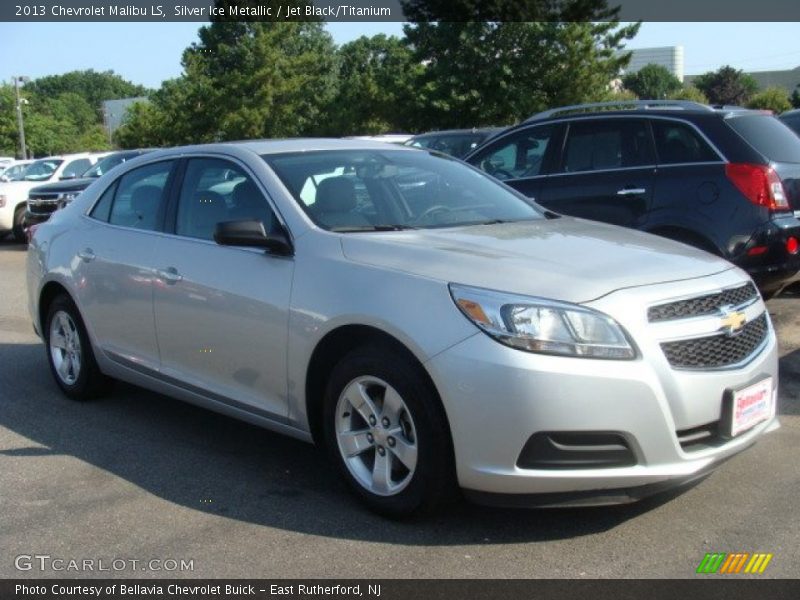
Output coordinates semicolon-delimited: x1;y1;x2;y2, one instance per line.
465;101;800;296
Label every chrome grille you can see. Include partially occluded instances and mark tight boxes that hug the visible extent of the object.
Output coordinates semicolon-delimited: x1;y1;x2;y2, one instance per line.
28;193;59;201
660;314;768;369
648;282;758;322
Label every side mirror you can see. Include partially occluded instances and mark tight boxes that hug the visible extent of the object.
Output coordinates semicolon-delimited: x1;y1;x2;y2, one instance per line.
213;219;293;256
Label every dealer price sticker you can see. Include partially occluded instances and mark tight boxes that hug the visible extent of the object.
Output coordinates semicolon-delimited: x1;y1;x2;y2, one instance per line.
730;377;773;437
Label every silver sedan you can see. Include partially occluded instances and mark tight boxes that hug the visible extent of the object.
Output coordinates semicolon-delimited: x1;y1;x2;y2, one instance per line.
27;139;779;516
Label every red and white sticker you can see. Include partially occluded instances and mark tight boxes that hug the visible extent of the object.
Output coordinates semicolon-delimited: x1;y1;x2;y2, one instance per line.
731;377;773;437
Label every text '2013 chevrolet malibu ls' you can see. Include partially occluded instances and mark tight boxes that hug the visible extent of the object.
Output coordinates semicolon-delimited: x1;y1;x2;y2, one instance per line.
27;139;779;516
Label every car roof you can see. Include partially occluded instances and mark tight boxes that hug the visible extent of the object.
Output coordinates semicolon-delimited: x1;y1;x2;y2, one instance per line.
145;138;423;158
410;128;504;138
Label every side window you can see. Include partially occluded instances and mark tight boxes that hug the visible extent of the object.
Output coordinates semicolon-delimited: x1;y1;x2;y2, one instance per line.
176;158;276;241
108;161;173;231
62;158;91;179
89;182;117;222
470;125;555;180
562;119;653;173
652;120;719;164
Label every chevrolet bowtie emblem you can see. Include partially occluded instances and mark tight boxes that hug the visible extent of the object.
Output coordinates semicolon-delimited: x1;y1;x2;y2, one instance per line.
720;307;747;335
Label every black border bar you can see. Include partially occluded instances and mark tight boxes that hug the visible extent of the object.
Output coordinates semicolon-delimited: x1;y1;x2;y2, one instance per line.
3;579;800;600
3;0;800;22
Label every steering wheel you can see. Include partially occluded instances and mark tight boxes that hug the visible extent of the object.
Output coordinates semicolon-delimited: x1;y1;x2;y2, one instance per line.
415;204;453;223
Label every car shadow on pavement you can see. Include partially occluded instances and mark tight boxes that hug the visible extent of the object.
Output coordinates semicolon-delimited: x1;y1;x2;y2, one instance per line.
0;341;712;545
0;241;26;251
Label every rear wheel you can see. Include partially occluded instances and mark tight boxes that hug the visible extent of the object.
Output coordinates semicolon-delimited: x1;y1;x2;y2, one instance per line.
323;344;456;517
45;294;111;400
12;205;26;244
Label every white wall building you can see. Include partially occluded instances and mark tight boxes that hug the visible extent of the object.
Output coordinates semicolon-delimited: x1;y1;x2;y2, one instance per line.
623;46;685;82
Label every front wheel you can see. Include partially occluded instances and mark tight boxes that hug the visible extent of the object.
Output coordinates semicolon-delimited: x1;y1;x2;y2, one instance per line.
323;344;456;517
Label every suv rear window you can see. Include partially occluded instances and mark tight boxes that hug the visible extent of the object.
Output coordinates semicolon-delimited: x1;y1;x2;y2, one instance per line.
726;115;800;164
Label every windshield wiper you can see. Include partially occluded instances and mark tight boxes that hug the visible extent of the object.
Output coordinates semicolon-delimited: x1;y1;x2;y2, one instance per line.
330;224;418;233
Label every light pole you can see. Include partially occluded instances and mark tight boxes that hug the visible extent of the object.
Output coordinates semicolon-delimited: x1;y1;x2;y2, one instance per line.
12;76;29;159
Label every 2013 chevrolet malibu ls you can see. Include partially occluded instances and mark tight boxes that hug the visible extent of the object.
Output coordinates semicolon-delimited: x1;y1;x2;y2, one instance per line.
27;139;779;516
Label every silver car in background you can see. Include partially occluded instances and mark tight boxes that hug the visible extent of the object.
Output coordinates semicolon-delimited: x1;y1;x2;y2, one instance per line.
27;139;779;516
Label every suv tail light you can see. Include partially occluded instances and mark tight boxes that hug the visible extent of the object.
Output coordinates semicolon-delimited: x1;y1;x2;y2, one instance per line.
725;163;789;211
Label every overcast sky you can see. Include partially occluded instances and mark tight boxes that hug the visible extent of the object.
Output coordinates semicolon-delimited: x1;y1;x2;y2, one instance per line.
1;22;798;89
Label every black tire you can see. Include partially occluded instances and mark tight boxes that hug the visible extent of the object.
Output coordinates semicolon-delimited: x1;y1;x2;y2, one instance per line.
12;205;26;244
322;344;456;518
44;294;111;401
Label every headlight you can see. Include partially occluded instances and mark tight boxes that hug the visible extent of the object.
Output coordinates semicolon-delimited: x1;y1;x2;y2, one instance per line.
449;283;636;359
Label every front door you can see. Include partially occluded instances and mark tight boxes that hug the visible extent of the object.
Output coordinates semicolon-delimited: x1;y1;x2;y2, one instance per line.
151;157;294;419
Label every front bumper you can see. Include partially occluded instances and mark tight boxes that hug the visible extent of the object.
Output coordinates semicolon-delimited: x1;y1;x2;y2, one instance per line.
426;271;779;506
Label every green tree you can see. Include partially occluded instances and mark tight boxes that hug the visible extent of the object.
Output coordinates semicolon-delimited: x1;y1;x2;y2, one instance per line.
669;85;709;104
405;21;640;130
326;34;419;135
790;85;800;109
25;70;148;113
622;64;682;99
693;66;758;106
746;86;792;114
0;85;18;156
121;21;339;146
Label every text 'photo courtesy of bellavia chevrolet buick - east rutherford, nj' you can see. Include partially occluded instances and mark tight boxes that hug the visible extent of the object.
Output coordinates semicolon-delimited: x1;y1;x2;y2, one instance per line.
13;96;799;518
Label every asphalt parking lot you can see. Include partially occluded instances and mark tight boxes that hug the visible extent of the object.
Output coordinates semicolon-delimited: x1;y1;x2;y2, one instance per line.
0;240;798;579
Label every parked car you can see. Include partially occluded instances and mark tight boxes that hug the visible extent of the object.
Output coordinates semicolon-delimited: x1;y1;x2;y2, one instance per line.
779;108;800;137
0;159;33;182
25;149;153;231
28;139;778;516
465;100;800;296
0;153;101;242
404;127;504;158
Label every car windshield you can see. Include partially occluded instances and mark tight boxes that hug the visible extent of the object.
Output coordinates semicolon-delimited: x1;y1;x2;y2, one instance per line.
83;153;135;178
264;149;543;231
24;159;63;181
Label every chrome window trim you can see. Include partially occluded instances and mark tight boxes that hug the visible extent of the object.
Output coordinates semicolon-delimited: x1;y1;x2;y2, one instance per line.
84;152;294;244
471;114;728;180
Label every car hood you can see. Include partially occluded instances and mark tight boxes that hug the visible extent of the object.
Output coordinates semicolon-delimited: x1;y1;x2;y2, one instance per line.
29;177;94;195
339;218;733;303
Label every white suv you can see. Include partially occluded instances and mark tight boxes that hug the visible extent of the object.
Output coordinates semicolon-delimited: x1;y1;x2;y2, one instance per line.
0;153;100;242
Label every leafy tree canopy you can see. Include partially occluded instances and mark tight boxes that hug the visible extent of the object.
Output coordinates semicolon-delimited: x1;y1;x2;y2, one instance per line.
746;87;792;114
622;63;682;100
693;66;758;106
404;21;640;130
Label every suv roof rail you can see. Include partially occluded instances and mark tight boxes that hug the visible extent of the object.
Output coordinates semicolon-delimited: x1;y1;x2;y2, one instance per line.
524;100;714;123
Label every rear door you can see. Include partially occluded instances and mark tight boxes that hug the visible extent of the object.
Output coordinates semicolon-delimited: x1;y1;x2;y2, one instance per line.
537;118;656;228
74;159;176;371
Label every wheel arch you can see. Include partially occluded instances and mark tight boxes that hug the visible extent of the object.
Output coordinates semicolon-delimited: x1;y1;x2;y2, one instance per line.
304;324;452;450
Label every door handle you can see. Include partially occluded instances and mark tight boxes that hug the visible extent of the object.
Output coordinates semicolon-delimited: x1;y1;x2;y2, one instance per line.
617;188;646;196
155;267;183;284
77;248;95;262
